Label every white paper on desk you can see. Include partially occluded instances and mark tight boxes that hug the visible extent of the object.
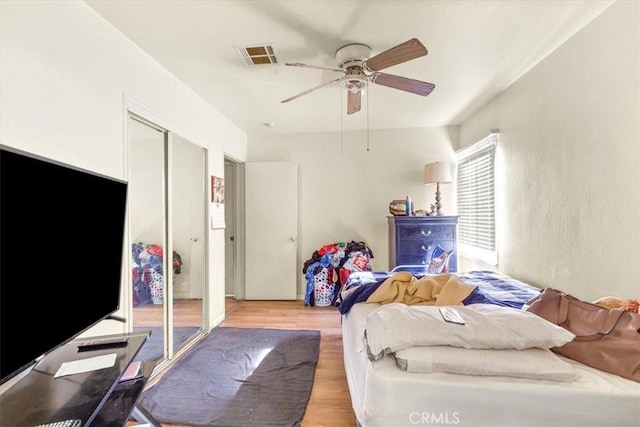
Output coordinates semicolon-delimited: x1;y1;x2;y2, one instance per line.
54;353;117;378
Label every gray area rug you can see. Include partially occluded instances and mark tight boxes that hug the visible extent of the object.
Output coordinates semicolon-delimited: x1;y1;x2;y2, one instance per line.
137;327;321;427
133;326;200;362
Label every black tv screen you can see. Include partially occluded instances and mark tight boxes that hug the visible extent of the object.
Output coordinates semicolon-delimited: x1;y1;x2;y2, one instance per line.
0;145;128;385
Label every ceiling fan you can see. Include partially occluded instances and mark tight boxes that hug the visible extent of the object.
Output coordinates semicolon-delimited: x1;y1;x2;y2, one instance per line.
281;38;435;115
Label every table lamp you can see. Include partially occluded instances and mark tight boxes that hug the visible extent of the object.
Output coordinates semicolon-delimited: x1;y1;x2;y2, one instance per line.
424;161;452;216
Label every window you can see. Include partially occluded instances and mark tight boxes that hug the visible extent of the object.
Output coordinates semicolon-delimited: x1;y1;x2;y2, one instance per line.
456;133;497;264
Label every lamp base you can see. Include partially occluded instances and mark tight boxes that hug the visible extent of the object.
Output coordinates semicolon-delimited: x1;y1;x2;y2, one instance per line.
430;183;444;216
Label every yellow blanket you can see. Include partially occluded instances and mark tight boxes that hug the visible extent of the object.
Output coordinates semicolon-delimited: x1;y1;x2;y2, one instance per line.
367;272;476;306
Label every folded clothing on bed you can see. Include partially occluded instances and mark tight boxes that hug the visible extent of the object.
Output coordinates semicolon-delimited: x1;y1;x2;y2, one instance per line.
365;303;576;361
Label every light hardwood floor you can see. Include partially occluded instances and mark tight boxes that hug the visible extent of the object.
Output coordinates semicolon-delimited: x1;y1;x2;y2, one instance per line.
132;298;204;327
130;298;357;427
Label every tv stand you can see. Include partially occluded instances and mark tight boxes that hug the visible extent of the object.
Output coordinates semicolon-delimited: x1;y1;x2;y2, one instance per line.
0;331;160;426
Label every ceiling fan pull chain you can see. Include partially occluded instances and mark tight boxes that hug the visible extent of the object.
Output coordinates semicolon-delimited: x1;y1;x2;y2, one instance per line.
340;88;344;155
366;89;370;152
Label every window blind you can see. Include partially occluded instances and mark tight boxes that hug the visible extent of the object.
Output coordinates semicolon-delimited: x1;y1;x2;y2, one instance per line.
456;134;497;262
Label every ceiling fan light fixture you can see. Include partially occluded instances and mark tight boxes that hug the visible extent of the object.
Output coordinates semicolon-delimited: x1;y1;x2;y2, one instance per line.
340;76;367;92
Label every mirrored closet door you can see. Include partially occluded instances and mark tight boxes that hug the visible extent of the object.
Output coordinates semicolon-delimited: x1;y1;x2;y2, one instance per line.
168;132;206;357
127;115;205;368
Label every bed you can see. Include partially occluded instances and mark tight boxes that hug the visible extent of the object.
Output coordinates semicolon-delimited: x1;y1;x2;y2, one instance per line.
340;270;640;427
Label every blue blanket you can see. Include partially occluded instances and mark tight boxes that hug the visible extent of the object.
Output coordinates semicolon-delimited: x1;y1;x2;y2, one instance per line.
338;270;541;314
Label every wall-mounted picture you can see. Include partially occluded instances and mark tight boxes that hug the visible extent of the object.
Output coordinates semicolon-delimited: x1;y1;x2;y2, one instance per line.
212;176;224;204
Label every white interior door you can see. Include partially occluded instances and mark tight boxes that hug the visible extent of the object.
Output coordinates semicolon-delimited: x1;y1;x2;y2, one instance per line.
245;162;297;300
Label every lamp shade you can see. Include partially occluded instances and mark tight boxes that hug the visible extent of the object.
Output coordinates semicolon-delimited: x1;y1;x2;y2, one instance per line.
424;162;452;184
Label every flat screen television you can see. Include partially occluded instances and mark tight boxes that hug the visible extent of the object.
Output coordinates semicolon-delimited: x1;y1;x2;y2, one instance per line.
0;145;128;385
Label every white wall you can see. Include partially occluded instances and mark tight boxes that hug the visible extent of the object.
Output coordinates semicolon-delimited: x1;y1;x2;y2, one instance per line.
248;127;457;297
0;1;247;333
458;0;639;301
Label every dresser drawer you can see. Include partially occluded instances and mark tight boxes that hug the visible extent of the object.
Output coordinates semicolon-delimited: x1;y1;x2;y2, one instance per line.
396;254;430;266
397;224;455;241
396;239;455;256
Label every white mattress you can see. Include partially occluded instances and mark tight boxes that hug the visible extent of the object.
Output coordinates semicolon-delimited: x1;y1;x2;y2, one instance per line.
342;303;640;427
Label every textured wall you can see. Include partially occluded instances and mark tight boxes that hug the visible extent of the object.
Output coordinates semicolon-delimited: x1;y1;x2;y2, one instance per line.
458;1;639;301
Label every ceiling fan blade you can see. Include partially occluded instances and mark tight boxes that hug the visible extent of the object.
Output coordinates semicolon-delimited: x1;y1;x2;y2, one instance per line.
363;38;428;72
371;72;435;96
347;90;361;115
285;62;345;73
281;78;341;103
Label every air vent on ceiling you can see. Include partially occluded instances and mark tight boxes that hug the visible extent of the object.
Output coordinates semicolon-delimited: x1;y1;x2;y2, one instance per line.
236;44;278;65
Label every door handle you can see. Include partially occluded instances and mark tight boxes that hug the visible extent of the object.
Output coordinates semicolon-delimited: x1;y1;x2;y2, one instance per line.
289;237;296;242
230;236;235;241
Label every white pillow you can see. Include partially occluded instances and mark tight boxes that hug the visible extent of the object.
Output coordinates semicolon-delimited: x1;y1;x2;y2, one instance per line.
394;346;578;381
365;303;575;361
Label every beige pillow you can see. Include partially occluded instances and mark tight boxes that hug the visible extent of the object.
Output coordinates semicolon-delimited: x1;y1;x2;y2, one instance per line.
394;346;577;381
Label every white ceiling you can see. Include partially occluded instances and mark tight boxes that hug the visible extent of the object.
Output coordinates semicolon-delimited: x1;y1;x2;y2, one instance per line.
86;0;614;136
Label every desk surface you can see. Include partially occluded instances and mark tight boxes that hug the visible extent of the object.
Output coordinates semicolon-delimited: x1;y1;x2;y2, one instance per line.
0;331;150;426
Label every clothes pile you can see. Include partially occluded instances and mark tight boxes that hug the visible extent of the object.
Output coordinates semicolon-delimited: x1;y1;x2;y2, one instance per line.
132;242;183;306
302;241;374;307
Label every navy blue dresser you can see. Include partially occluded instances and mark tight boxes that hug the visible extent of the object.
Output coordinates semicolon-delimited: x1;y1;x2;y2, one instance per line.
387;215;458;272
